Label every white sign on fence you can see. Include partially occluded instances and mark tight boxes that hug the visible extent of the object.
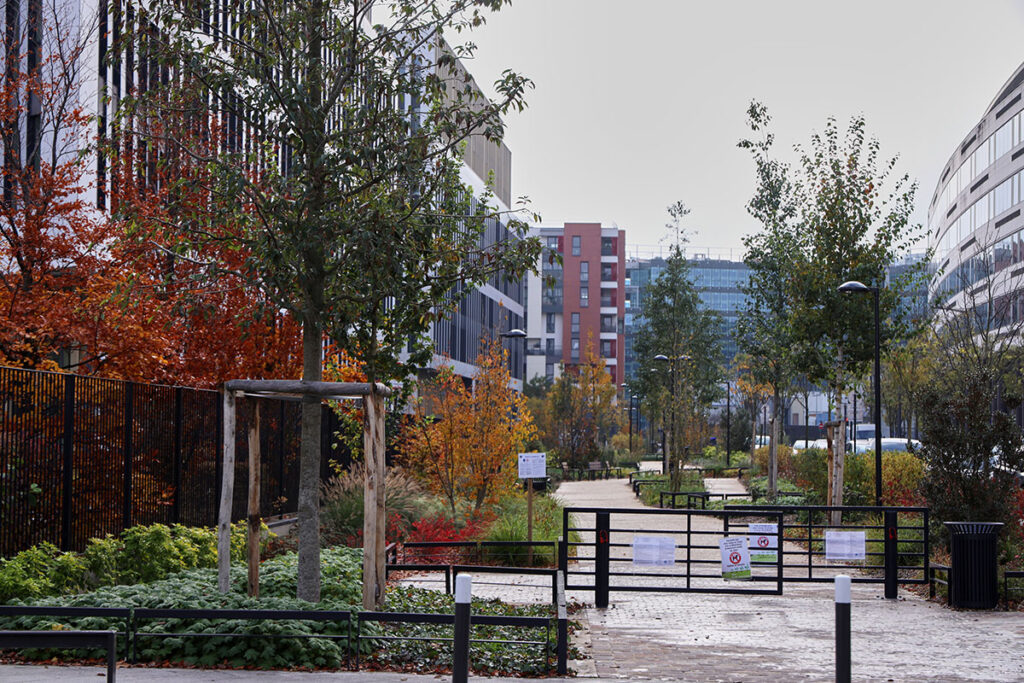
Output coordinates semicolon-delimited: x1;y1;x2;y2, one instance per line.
719;537;751;580
747;522;778;563
825;531;866;561
632;535;676;566
517;452;547;479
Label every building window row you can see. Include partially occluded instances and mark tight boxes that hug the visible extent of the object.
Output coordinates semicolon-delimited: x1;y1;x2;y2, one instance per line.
936;167;1024;258
931;108;1024;226
934;225;1024;303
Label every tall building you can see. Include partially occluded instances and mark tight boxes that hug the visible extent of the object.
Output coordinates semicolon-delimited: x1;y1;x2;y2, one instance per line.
525;223;626;384
927;61;1024;327
622;246;749;384
9;2;524;384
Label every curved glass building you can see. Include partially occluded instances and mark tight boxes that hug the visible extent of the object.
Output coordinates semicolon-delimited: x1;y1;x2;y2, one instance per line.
928;62;1024;326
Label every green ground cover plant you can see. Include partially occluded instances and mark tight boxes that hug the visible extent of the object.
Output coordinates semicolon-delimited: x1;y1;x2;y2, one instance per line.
0;522;260;603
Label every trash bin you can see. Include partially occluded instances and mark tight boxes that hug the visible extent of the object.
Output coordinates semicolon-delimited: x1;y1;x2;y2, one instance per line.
944;521;1003;609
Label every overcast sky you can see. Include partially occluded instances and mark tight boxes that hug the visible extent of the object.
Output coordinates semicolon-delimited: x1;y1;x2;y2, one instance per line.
461;0;1024;255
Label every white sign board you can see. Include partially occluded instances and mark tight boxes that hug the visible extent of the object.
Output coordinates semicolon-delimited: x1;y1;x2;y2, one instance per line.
825;531;866;561
518;452;547;479
719;537;751;580
632;536;676;566
748;523;778;563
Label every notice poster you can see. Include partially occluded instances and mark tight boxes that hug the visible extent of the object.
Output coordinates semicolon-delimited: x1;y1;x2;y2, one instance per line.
748;523;778;563
517;452;547;479
825;531;866;561
632;536;676;566
719;537;751;580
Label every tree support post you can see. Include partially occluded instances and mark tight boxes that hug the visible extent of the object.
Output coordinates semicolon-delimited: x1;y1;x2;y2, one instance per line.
218;389;237;593
247;402;262;597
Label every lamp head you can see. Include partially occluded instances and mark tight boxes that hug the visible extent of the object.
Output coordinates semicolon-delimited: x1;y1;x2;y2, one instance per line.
654;354;669;362
838;280;871;294
500;328;527;338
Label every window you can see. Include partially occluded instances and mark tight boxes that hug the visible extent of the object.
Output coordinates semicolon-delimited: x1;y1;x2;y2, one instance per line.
570;338;580;361
546;313;555;334
580;286;589;307
546;236;560;250
600;340;613;357
571;235;581;256
571;312;580;334
625;294;632;309
600;314;616;333
601;237;614;255
580;261;589;282
546;338;555;353
601;263;614;281
545;363;554;380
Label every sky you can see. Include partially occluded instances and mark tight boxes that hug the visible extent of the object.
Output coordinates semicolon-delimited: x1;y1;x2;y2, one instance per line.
460;0;1024;255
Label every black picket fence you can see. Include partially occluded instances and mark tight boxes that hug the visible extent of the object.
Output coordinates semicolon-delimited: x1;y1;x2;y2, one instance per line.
0;366;355;557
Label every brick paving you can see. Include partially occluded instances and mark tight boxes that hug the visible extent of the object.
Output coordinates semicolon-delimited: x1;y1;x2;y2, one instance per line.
399;475;1024;682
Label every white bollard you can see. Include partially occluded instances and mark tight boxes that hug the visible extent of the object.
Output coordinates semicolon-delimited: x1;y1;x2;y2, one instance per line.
835;574;851;683
453;573;472;683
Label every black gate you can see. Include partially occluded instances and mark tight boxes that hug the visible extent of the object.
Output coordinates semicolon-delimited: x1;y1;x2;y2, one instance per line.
560;506;785;606
724;504;930;598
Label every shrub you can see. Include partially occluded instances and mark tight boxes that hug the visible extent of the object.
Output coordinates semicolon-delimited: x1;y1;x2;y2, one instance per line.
321;464;429;545
483;495;568;567
0;542;86;603
881;452;926;507
752;445;793;479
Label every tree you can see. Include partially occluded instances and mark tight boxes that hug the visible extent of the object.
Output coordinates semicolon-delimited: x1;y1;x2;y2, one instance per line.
399;340;535;513
880;333;934;442
632;202;723;484
787;114;923;513
732;353;772;463
116;0;543;602
736;101;800;499
545;343;619;467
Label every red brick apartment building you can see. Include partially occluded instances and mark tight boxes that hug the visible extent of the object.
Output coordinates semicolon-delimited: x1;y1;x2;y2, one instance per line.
525;223;626;384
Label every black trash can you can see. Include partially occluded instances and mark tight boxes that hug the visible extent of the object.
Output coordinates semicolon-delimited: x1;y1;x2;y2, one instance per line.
944;521;1003;609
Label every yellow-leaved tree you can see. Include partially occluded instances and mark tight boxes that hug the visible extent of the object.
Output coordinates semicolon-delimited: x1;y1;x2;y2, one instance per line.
400;340;536;514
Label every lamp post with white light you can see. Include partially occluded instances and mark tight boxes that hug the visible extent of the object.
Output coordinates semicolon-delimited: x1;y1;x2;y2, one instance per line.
837;281;882;507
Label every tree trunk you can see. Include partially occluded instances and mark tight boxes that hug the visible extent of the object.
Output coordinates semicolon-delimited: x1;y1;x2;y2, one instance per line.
830;410;846;527
362;390;387;609
768;391;779;499
296;320;322;603
750;402;758;464
247;402;261;598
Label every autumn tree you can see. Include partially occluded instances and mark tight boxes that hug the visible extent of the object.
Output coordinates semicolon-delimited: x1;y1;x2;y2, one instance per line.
732;353;772;463
400;340;535;513
115;0;543;601
545;343;619;467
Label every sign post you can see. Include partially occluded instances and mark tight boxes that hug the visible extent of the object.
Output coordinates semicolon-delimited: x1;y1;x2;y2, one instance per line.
518;452;546;565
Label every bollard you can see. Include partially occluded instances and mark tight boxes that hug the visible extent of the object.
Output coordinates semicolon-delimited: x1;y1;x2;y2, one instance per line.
453;573;471;683
556;570;568;675
835;574;851;683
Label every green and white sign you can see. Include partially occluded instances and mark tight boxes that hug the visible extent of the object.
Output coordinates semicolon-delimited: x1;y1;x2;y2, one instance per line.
719;536;751;580
748;523;778;563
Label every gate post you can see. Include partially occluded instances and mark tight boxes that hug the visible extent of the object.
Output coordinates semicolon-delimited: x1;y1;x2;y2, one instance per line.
595;512;610;608
884;509;898;599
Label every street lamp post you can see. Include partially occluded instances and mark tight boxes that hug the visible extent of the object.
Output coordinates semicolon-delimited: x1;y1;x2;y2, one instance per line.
500;327;532;562
621;384;633;454
724;380;731;467
838;280;883;507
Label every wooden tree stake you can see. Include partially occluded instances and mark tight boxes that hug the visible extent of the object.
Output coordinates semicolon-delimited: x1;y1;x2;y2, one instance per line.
218;390;237;593
362;390;387;609
247;402;262;597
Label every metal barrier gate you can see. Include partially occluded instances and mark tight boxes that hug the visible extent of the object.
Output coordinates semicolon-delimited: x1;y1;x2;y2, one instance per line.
724;504;930;599
560;506;785;606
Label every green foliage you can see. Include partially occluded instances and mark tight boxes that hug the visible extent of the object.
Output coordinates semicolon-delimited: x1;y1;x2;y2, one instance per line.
0;548;365;668
919;367;1024;546
483;495;570;566
0;542;85;603
0;522;265;603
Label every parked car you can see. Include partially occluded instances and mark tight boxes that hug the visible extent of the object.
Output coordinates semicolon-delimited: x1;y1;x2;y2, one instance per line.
849;438;922;454
791;439;817;451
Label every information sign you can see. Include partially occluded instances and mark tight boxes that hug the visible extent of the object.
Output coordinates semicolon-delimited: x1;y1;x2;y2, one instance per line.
719;537;751;580
517;452;547;479
632;536;676;566
747;523;778;563
825;531;866;561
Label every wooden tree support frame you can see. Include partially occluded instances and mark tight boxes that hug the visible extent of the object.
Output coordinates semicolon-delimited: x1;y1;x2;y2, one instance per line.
218;380;392;609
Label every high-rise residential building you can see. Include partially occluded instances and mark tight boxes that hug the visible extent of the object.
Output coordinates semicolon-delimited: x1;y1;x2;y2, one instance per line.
525;223;626;384
927;61;1024;326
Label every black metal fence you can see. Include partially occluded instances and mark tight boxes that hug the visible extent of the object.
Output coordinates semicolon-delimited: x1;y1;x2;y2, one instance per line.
0;366;353;556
